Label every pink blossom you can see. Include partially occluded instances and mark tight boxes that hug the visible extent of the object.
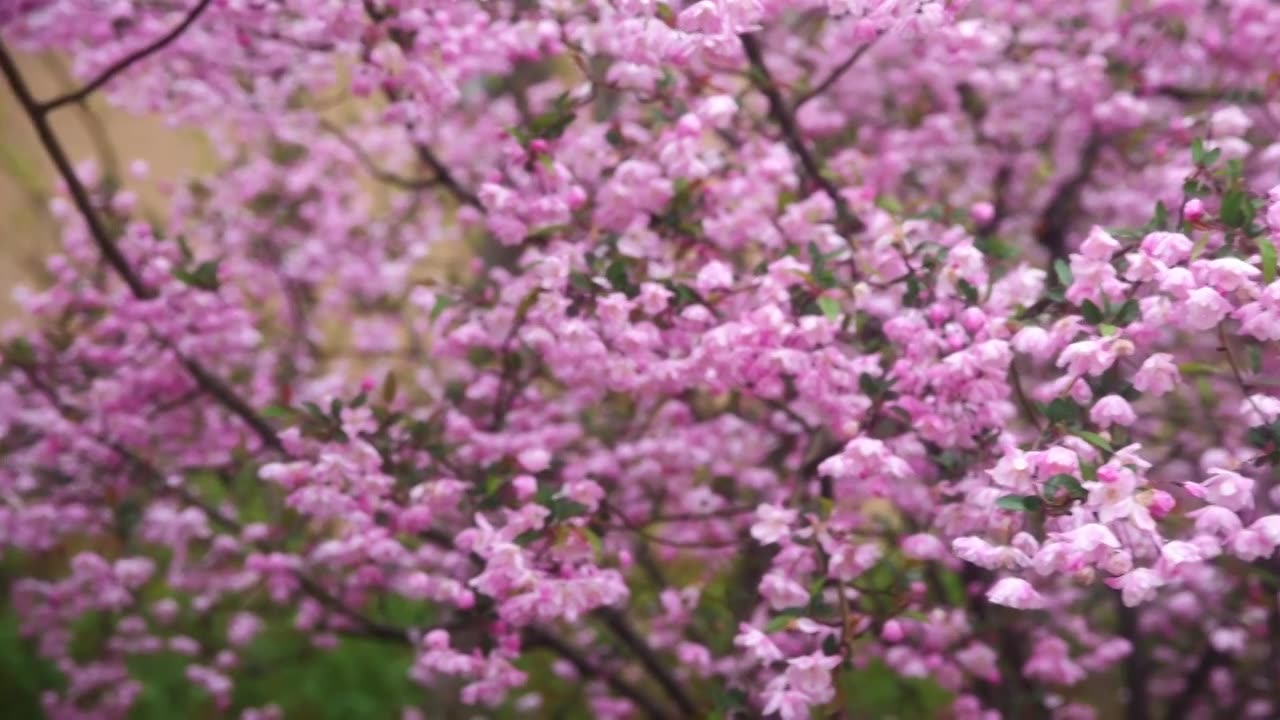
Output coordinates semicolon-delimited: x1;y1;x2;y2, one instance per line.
1090;395;1136;427
1186;468;1256;512
1132;353;1179;395
986;578;1046;610
1106;568;1163;607
750;503;797;545
1181;287;1233;330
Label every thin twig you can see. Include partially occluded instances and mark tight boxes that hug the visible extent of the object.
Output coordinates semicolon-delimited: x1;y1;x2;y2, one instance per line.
523;626;671;720
1036;133;1102;262
1;41;283;453
0;43;150;296
740;32;864;236
411;141;483;209
1116;598;1151;720
791;37;879;111
319;118;441;190
1164;647;1225;720
40;0;216;113
596;608;700;718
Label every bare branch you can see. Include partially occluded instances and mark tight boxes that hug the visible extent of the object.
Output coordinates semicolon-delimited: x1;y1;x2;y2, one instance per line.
791;37;879;111
1;41;283;453
1036;133;1102;262
40;0;215;113
597;608;700;717
319;118;442;190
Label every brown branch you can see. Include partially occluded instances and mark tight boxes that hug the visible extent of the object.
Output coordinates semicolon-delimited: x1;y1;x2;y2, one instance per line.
40;56;122;180
1116;598;1151;720
1164;647;1225;720
411;141;483;209
1;41;283;453
977;164;1013;240
39;0;216;113
319;119;442;190
523;627;671;720
596;608;700;717
1035;133;1102;262
791;37;878;111
14;363;407;643
1152;86;1263;105
1;43;151;297
739;32;864;236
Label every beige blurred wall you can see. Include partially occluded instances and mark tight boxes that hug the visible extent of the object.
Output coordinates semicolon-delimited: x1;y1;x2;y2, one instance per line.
0;52;214;318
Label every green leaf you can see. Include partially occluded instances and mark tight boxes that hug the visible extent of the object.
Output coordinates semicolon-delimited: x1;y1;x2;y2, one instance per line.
548;497;589;522
1183;179;1210;198
522;92;578;141
1079;299;1104;325
260;405;294;418
568;272;597;294
175;234;195;264
429;295;451;321
1191;138;1206;165
525;224;570;241
817;296;842;321
765;611;804;632
1112;298;1141;326
381;371;398;404
976;235;1018;259
2;338;35;366
1074;430;1114;454
1150;200;1168;230
513;529;542;546
1053;258;1073;287
1221;188;1252;229
1045;397;1082;426
859;372;887;398
1259;237;1277;284
956;279;979;305
1248;345;1263;373
1246;425;1274;449
173;260;221;291
711;687;749;713
605;259;637;297
667;282;702;309
1043;474;1087;501
996;495;1043;512
809;241;836;289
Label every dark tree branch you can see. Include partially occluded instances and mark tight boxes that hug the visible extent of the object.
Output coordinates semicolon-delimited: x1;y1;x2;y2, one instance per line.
596;608;700;717
320;118;442;190
412;141;483;209
1;40;283;453
15;364;407;644
1116;598;1151;720
1035;133;1102;262
1164;647;1225;720
1151;86;1263;105
976;164;1013;240
739;32;865;236
39;0;216;113
791;37;878;111
0;43;151;297
523;627;671;720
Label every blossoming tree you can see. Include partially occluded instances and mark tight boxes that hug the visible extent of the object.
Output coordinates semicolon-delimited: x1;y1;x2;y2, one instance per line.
3;0;1280;718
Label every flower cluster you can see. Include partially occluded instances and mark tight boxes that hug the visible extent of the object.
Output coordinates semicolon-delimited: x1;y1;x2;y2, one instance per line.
3;0;1280;718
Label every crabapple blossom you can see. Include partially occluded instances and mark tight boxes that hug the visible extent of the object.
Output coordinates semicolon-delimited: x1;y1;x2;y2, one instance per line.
2;0;1280;717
